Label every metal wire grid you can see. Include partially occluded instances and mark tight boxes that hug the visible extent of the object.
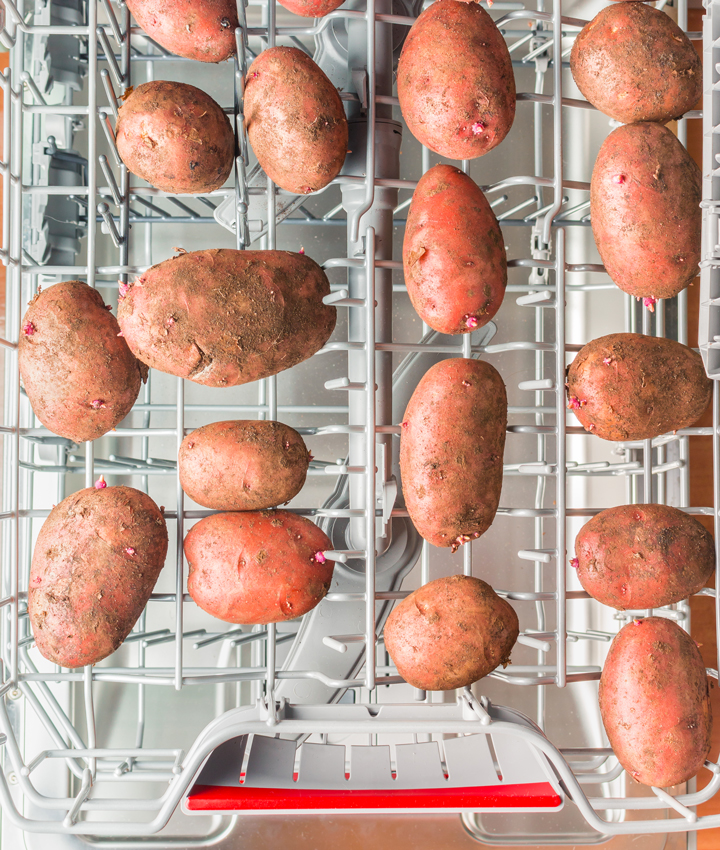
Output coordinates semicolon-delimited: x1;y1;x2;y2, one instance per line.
0;0;715;837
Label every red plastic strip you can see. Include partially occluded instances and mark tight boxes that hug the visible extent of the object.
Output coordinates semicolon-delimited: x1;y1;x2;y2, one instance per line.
186;782;562;811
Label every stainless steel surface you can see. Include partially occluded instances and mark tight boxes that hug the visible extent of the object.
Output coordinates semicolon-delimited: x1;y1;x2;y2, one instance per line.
0;0;712;844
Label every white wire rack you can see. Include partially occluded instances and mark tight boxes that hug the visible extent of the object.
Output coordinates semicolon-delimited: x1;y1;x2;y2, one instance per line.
0;0;717;841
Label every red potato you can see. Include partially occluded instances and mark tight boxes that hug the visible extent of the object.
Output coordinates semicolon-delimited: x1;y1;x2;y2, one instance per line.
403;164;507;335
566;333;712;441
117;249;336;388
185;510;334;624
277;0;344;16
570;3;701;125
400;358;507;550
397;0;516;160
28;486;168;668
384;575;519;691
599;617;712;786
126;0;238;63
178;420;310;510
116;81;234;194
574;504;715;610
244;47;348;195
19;281;146;443
591;123;700;302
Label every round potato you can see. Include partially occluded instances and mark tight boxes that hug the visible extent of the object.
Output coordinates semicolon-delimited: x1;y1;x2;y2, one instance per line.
19;281;145;443
575;504;715;610
179;420;310;510
566;333;712;441
403;164;507;334
28;486;168;668
384;575;519;691
591;123;700;302
400;358;507;550
116;81;234;194
570;3;701;124
397;0;515;160
126;0;238;63
117;249;336;388
184;510;334;624
244;47;348;194
599;617;712;786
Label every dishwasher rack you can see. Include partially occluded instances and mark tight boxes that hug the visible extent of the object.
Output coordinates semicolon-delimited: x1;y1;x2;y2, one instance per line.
0;0;719;841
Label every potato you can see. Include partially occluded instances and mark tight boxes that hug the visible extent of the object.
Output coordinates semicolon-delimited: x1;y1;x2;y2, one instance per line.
184;510;334;624
19;281;146;443
403;165;507;334
400;358;507;550
276;0;343;16
566;333;712;441
575;505;715;610
397;0;515;160
179;420;310;510
116;81;234;194
599;617;712;786
117;249;336;387
244;47;348;194
570;3;701;125
591;123;700;302
126;0;238;63
28;486;168;668
384;575;518;691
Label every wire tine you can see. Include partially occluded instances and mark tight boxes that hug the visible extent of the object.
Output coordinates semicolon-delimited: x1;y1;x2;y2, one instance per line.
2;0;22;25
100;70;119;119
100;0;124;44
99;155;122;205
19;73;47;107
175;376;185;691
83;668;96;778
0;29;15;50
194;196;217;211
193;628;246;649
99;111;122;167
166;197;199;218
130;195;170;216
143;629;206;648
97;203;122;248
97;26;124;87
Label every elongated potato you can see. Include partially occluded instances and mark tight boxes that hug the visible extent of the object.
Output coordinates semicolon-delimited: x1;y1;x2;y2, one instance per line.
185;510;334;624
28;486;168;668
599;617;712;786
570;3;701;124
400;358;507;550
126;0;238;63
117;249;336;387
566;333;711;441
244;47;348;194
116;81;234;194
574;504;715;610
591;123;700;302
19;281;145;443
384;575;519;691
403;164;507;334
397;0;515;159
179;420;310;510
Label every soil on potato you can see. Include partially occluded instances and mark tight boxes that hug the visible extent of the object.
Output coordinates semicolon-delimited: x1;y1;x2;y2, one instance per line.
28;486;168;668
570;2;701;124
566;333;711;441
117;249;336;387
116;81;235;194
244;47;348;194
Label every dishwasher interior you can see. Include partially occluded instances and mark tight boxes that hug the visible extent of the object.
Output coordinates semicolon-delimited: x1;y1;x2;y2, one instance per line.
0;0;715;845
